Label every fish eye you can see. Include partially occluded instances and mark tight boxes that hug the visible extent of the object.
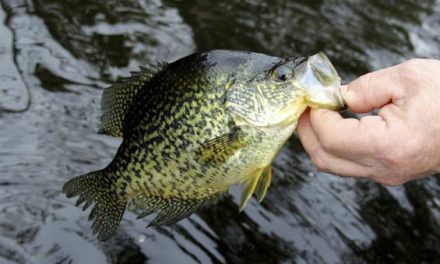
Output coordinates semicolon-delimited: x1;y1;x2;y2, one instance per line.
271;65;293;82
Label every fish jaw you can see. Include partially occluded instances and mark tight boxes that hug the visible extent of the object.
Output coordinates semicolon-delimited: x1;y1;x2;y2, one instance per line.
293;52;346;110
229;101;307;129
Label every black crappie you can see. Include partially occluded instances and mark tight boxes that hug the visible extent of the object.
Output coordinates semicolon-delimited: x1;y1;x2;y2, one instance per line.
63;50;345;240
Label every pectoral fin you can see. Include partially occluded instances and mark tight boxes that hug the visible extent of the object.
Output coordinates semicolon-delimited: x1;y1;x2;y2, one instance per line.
239;168;263;211
198;128;244;164
255;165;272;203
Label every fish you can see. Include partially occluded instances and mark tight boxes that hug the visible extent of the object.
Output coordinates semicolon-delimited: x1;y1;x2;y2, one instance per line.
63;50;345;240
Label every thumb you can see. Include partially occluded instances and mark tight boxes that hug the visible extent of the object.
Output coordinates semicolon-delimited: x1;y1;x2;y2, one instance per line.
342;67;405;113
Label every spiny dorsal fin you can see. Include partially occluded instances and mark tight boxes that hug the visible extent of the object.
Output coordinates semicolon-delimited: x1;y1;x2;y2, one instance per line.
98;63;167;137
128;192;223;227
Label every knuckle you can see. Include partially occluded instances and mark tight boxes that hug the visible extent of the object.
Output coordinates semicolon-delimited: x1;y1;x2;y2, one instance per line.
399;59;423;83
366;132;386;154
356;72;374;93
379;151;403;167
403;58;423;67
358;129;388;157
376;134;406;167
369;170;403;186
380;177;403;186
357;72;372;85
364;166;378;178
320;135;336;152
311;148;329;172
380;134;420;168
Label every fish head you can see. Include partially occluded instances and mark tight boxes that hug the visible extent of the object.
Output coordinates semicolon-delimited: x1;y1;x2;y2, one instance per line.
226;51;345;128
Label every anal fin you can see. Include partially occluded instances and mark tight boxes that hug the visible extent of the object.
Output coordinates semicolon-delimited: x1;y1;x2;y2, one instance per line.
128;191;223;227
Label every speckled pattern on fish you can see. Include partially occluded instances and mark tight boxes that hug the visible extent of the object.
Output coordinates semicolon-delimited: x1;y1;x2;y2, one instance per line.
63;50;344;240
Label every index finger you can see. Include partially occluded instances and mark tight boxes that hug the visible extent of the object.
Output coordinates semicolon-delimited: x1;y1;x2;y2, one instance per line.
308;109;388;157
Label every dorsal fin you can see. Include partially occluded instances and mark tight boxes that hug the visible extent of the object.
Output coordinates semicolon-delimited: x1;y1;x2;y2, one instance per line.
98;63;167;137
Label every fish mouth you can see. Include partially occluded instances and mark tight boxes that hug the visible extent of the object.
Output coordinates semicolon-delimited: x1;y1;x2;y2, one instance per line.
306;85;346;110
293;52;346;110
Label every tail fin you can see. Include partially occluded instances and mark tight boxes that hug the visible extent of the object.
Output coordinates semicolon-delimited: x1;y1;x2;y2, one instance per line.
63;170;127;240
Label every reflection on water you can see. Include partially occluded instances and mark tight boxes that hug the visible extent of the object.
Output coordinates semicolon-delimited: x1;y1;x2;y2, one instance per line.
0;0;439;263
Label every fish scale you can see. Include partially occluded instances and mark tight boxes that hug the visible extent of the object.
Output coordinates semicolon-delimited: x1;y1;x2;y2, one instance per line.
63;50;344;240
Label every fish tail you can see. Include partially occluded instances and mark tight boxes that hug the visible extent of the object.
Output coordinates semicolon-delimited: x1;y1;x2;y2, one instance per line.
63;170;127;240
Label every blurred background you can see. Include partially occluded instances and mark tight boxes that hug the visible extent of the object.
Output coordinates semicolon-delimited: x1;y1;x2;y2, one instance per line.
1;0;440;263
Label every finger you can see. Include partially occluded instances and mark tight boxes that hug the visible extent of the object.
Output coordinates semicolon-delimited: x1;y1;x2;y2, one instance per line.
297;109;312;140
311;147;371;178
298;109;327;155
308;108;388;157
297;112;371;177
343;66;406;113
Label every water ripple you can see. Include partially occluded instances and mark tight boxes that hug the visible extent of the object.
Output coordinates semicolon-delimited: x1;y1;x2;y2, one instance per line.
1;0;440;263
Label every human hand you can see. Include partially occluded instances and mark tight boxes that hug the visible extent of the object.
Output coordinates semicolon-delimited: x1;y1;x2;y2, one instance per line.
297;59;440;185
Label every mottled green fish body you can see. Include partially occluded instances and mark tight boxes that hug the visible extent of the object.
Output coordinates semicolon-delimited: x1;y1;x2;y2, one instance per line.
63;50;344;240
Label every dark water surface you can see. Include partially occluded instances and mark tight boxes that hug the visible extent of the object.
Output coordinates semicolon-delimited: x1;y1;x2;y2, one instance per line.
1;0;440;263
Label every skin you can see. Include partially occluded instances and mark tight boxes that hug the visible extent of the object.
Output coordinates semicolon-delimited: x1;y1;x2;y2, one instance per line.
297;59;440;186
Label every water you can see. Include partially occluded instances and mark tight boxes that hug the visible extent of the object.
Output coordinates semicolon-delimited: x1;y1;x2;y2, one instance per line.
1;0;440;263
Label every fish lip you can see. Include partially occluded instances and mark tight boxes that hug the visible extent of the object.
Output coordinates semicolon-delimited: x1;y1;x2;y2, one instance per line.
336;85;347;109
293;52;347;110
